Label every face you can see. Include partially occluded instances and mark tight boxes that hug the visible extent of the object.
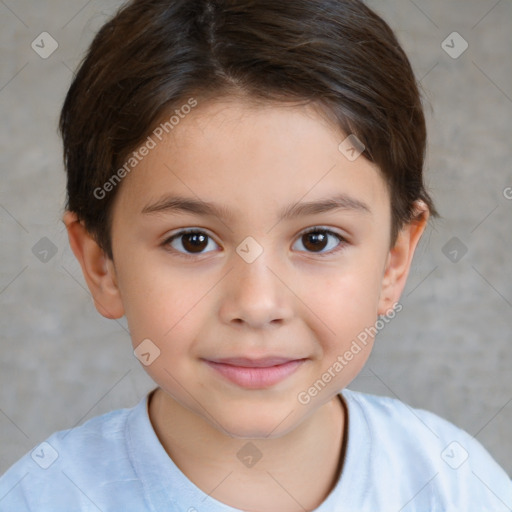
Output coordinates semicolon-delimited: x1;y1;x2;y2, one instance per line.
100;97;413;438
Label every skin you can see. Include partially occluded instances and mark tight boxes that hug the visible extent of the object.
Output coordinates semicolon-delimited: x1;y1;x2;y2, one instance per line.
64;96;428;511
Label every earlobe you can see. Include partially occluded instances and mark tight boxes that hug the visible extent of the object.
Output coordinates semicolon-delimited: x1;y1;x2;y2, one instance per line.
62;211;124;319
377;201;429;316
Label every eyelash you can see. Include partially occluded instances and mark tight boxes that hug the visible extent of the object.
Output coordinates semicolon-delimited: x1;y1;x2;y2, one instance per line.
162;227;348;260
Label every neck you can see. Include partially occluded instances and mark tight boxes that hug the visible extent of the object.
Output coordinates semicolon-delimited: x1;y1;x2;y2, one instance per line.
148;388;347;511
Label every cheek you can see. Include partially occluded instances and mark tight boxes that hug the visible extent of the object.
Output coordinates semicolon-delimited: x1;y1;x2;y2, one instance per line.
118;264;221;383
124;287;196;352
300;260;383;380
123;278;202;391
307;263;383;334
114;252;191;346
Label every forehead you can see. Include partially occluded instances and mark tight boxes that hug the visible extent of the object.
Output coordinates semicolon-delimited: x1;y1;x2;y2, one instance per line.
112;97;390;226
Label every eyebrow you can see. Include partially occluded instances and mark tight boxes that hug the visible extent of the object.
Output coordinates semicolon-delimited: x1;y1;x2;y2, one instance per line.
141;193;372;221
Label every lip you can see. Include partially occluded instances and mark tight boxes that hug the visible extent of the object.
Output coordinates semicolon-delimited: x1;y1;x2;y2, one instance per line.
208;356;302;368
203;357;307;389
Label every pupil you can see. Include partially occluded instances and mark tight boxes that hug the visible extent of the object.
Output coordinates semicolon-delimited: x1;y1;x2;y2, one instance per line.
180;232;329;254
304;231;327;252
183;233;207;253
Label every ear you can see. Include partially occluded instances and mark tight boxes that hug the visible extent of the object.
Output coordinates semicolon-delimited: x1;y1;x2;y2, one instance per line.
62;211;124;319
377;201;429;316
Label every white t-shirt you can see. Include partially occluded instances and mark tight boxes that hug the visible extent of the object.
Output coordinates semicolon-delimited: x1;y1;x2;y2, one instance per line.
1;389;511;511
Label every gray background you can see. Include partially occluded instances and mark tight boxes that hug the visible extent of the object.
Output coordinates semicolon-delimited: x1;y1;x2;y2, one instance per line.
1;0;511;477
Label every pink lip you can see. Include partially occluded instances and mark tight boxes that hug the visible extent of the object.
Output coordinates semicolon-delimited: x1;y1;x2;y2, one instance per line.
203;358;307;389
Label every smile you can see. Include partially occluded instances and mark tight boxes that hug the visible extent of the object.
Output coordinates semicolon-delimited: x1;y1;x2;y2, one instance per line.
203;358;307;389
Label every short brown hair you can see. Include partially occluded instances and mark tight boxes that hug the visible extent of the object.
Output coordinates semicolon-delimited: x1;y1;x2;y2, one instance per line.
59;0;439;259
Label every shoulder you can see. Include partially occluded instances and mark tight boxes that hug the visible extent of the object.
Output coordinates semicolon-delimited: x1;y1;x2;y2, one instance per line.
0;400;146;512
341;389;512;511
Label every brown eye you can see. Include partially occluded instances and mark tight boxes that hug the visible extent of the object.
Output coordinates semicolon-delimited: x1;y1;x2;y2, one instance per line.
293;228;346;256
164;229;218;257
302;231;328;252
181;232;208;253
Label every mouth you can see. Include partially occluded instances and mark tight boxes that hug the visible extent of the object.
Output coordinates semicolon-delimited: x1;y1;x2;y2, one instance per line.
202;357;308;389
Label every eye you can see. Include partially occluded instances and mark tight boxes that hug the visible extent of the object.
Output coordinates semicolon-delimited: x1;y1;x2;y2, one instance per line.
162;226;347;259
162;229;219;258
292;227;347;257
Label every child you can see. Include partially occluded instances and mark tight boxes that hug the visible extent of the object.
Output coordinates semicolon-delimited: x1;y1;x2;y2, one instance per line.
1;0;511;510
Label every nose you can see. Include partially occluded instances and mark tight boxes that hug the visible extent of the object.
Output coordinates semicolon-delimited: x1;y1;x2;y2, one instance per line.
218;251;294;329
